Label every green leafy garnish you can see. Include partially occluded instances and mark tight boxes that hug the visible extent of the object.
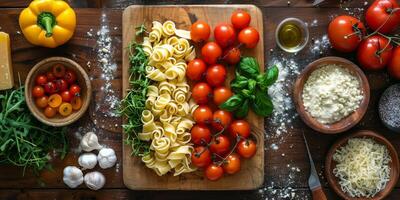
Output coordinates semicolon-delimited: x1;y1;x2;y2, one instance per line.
237;57;260;79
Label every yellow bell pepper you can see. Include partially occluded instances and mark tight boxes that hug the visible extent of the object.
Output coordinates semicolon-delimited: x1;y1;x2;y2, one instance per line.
19;0;76;48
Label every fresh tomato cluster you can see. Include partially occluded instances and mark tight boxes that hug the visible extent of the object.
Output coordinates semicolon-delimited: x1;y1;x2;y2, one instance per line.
327;0;400;78
188;10;259;181
32;64;83;118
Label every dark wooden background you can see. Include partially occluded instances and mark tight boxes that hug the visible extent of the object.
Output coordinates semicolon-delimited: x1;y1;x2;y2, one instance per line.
1;0;399;199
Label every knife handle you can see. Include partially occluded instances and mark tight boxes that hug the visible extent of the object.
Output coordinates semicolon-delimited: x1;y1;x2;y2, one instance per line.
312;186;327;200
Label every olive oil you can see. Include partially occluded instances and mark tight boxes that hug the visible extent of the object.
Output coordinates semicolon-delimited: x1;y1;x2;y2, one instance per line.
278;23;303;49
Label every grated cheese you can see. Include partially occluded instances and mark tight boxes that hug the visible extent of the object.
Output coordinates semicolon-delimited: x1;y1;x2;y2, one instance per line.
333;138;391;198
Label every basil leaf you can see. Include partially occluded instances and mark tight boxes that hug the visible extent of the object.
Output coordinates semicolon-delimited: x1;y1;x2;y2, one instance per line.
251;89;274;117
248;79;257;93
230;72;249;93
240;89;254;99
238;57;260;78
219;94;244;111
235;99;249;119
257;65;279;91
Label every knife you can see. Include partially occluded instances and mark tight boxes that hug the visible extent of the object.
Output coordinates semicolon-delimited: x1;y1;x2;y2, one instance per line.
302;132;327;200
313;0;325;6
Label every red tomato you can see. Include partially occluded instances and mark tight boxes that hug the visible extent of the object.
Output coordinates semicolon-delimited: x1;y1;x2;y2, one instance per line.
214;23;236;48
191;124;212;145
193;105;213;124
61;91;73;102
222;153;241;174
201;42;222;64
213;86;233;106
205;164;224;181
53;64;66;78
64;70;77;84
44;106;57;118
186;58;207;81
229;120;251;139
366;0;400;34
46;71;56;82
35;74;47;86
191;146;212;168
32;86;45;98
44;81;57;94
206;64;227;87
238;27;259;48
35;96;49;108
69;84;81;96
210;135;231;155
55;79;69;92
212;110;233;131
328;15;366;52
231;10;251;30
237;139;257;158
357;35;393;70
192;82;212;104
190;20;211;42
388;46;400;79
223;47;241;65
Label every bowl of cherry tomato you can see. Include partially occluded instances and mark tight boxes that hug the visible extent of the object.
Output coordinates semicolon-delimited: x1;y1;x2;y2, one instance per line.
25;57;91;127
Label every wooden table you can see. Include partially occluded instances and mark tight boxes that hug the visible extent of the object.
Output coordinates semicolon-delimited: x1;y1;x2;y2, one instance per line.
1;0;399;199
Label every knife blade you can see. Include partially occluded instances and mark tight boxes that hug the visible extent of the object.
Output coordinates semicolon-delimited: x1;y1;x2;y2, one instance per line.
313;0;325;6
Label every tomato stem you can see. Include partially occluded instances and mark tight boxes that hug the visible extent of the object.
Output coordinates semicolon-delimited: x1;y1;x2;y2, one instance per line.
365;8;400;39
216;135;241;166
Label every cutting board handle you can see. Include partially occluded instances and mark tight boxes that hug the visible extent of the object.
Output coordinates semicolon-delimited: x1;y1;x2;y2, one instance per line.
312;186;327;200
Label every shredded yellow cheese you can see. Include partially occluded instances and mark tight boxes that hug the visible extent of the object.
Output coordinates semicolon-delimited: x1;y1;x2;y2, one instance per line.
333;138;391;198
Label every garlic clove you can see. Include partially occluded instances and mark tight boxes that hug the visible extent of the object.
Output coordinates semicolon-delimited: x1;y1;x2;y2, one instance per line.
84;171;106;190
63;166;83;188
78;153;98;170
97;147;117;169
80;132;103;152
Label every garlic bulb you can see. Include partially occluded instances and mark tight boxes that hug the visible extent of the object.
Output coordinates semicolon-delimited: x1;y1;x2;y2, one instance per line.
80;132;103;152
97;148;117;169
63;166;83;188
78;153;97;170
84;171;106;190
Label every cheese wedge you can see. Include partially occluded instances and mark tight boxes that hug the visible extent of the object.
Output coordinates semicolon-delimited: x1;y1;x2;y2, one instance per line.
0;32;13;90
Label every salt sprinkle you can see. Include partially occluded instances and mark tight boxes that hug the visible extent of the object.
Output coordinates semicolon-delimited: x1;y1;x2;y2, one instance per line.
310;34;330;56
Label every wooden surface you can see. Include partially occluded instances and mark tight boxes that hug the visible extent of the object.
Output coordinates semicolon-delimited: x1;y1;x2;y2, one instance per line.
1;0;400;199
122;5;264;190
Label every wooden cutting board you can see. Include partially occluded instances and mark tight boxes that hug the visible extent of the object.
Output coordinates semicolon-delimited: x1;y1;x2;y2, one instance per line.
122;5;264;190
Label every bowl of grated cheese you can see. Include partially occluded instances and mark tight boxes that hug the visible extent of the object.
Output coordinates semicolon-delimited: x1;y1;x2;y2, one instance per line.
325;130;399;200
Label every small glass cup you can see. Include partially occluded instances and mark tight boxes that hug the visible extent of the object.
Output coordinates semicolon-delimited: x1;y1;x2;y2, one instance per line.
275;18;309;53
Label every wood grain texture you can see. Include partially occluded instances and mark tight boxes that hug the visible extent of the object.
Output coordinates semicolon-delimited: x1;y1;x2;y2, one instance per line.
122;5;264;190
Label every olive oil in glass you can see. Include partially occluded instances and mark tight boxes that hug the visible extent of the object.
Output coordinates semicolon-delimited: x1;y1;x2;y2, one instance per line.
275;18;309;53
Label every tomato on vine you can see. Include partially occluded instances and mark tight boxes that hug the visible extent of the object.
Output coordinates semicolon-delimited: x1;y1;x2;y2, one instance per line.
191;146;212;168
214;23;236;48
211;110;232;131
191;124;212;145
210;135;231;155
222;153;241;174
223;47;241;65
229;120;251;139
388;46;400;79
193;105;213;124
187;58;207;81
357;35;393;70
238;27;259;48
365;0;400;34
206;64;227;87
190;20;211;42
205;164;224;181
231;10;251;30
201;42;222;64
237;139;257;158
328;15;366;52
192;82;212;104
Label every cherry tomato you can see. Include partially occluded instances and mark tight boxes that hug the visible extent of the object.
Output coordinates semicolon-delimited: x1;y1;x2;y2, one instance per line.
222;153;241;174
231;10;251;30
71;96;83;110
55;79;69;92
210;135;231;155
61;91;72;102
205;164;224;181
357;35;393;70
59;102;73;117
35;96;49;108
190;20;211;42
328;15;366;52
32;86;45;98
206;64;227;87
44;81;57;94
69;84;81;96
238;27;259;48
191;124;212;145
35;74;47;86
213;86;233;106
201;42;222;64
237;139;257;158
53;64;66;78
44;106;57;118
193;105;213;124
48;94;62;108
366;0;400;34
46;71;56;82
64;70;77;84
229;120;251;139
186;58;207;81
212;110;233;131
192;82;212;104
191;146;212;168
223;47;241;65
388;46;400;79
214;23;236;48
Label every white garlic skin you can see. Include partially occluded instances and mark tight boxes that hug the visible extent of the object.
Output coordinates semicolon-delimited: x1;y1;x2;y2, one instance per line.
84;171;106;190
63;166;83;188
80;132;103;152
97;148;117;169
78;153;98;170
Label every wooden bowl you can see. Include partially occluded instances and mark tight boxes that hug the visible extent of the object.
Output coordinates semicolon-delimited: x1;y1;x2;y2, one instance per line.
325;130;400;200
25;57;91;127
293;57;370;134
